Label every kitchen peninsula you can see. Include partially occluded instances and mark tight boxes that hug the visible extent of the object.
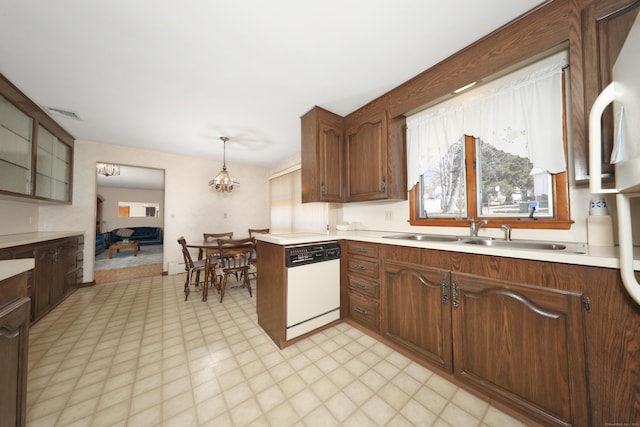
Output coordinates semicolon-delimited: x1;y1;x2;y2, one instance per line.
255;230;640;427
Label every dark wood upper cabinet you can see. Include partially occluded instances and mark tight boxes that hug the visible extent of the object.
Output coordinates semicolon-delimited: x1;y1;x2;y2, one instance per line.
345;111;388;202
0;73;75;203
301;106;345;203
573;0;640;182
301;1;640;199
301;106;406;203
344;109;407;202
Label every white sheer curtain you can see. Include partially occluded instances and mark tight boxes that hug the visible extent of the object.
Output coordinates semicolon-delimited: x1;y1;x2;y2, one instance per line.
407;106;463;188
269;168;328;233
463;63;566;173
407;55;567;187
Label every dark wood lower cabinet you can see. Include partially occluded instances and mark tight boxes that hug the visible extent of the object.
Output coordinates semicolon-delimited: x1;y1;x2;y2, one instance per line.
0;271;30;427
382;260;452;372
370;244;600;426
0;235;83;323
348;292;379;331
451;272;589;427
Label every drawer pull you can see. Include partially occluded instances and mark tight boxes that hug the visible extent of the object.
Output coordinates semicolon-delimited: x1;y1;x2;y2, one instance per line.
352;264;367;271
354;283;369;291
352;247;369;254
354;307;369;316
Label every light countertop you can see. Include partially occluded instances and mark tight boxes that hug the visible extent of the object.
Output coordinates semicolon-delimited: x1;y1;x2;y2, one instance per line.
0;258;34;281
0;231;85;250
255;230;640;271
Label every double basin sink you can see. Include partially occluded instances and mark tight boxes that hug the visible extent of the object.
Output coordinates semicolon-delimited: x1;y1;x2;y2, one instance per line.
383;233;577;252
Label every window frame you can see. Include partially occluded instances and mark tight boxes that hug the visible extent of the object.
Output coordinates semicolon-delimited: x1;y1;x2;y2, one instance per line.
409;70;572;230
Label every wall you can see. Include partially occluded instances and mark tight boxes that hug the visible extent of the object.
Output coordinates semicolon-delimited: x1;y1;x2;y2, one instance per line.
97;186;164;231
37;140;270;281
338;184;640;245
0;199;38;235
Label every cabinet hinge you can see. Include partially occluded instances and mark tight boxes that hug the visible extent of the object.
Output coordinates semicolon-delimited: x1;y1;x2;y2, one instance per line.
320;183;325;197
441;279;449;304
381;176;387;193
452;280;459;309
582;296;591;312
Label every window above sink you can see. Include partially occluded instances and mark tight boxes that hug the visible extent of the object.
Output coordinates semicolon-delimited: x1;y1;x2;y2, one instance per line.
407;50;572;230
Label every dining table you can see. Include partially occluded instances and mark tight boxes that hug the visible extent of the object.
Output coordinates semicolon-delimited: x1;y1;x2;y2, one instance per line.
186;237;253;301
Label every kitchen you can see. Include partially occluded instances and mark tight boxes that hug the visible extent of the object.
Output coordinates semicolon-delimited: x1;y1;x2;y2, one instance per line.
1;0;640;426
256;1;640;425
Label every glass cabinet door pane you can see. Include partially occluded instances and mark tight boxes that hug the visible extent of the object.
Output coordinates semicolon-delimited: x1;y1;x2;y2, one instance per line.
0;95;33;195
36;125;70;201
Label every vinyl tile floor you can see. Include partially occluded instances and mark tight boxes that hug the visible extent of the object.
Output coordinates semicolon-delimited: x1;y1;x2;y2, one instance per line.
26;274;527;427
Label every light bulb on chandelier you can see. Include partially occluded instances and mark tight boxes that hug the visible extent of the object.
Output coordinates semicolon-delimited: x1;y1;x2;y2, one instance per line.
208;137;240;192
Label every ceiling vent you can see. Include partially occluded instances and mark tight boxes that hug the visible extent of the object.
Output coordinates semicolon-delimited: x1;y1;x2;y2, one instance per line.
44;106;82;120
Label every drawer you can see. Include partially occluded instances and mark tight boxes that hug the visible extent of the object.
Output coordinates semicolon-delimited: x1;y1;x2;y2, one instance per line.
347;256;378;279
349;293;379;332
348;274;379;299
346;241;378;259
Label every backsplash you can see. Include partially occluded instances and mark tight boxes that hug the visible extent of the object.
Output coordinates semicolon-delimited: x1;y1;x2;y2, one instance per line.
0;199;38;235
338;185;639;245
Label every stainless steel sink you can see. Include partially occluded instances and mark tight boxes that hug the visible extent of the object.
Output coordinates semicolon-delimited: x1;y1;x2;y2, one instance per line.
383;233;460;242
460;239;567;250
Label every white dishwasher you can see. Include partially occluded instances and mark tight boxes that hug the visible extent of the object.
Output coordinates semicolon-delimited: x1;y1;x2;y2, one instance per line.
285;242;341;340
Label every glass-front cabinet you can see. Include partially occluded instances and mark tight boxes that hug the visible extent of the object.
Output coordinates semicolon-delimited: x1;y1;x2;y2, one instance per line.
0;95;33;196
0;74;74;203
36;125;71;201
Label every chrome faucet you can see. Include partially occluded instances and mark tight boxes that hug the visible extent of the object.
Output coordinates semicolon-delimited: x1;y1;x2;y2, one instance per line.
500;224;512;241
469;218;489;237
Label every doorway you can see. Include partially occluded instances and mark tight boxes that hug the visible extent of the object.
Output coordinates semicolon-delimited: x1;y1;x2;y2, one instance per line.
94;163;165;283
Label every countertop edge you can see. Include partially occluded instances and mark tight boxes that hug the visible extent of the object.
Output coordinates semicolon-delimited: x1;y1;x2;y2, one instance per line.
255;231;640;271
0;231;85;250
0;259;35;281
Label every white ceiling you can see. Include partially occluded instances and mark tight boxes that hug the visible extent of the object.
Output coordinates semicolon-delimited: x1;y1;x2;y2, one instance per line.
0;1;545;168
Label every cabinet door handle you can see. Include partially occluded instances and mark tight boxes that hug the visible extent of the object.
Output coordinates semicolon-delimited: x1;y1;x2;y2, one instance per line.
441;279;449;304
354;307;369;316
452;280;459;309
354;283;369;291
381;176;387;192
0;325;20;338
320;183;325;197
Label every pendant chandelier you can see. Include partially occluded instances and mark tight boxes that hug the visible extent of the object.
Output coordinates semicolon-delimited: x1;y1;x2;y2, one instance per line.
96;163;120;176
208;137;240;192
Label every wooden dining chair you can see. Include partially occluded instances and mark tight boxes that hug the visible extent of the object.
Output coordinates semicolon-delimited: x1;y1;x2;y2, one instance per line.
215;237;255;302
199;232;233;259
204;231;233;242
248;228;269;238
247;228;269;279
178;236;209;301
